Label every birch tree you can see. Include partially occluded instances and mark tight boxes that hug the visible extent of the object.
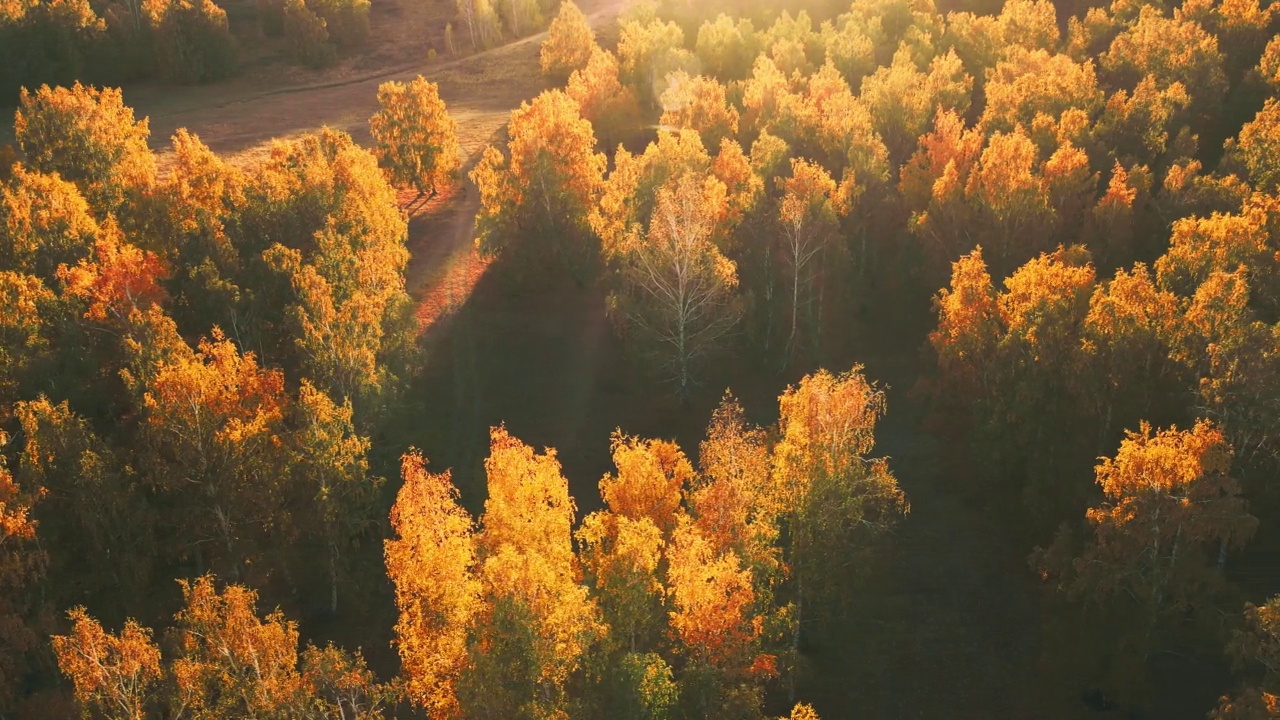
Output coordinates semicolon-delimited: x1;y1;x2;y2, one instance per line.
608;172;741;399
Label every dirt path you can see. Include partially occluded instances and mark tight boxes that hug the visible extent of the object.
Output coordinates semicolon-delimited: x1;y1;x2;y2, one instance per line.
128;0;625;164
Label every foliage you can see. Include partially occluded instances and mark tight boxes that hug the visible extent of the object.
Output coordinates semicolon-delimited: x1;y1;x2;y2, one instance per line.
144;0;237;83
370;75;461;198
308;0;368;47
566;48;642;148
540;0;594;81
471;89;605;278
14;82;156;216
283;0;336;68
606;172;741;397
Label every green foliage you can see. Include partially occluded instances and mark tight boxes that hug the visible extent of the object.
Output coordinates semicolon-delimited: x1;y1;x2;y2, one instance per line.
309;0;368;47
145;0;237;83
284;0;336;67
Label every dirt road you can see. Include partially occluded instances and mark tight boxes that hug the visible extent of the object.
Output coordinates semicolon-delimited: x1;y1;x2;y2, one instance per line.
130;0;625;167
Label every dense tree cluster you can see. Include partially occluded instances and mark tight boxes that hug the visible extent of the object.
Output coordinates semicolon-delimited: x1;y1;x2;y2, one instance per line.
386;376;903;720
3;0;1280;715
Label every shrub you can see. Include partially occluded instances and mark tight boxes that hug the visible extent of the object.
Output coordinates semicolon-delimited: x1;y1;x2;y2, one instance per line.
0;0;106;100
284;0;335;67
145;0;238;83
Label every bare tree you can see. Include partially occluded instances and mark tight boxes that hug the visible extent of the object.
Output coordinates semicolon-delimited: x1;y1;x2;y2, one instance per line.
611;173;741;399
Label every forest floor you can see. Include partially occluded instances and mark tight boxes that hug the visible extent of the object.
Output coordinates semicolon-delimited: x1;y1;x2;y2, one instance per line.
2;0;1245;715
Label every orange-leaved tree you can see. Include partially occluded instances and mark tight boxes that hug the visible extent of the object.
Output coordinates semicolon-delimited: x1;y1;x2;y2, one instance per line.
385;452;480;718
51;608;162;720
471;90;605;279
463;427;602;717
539;0;595;81
565;47;641;148
369;75;461;200
133;331;291;579
772;366;907;654
1032;421;1257;698
0;164;100;282
13;83;156;217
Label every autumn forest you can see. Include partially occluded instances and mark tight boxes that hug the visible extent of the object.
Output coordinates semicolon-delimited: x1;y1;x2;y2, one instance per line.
1;0;1280;716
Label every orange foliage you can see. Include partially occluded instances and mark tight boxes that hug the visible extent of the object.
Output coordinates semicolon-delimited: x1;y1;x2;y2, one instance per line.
59;222;169;326
52;608;161;720
539;0;595;81
566;48;642;148
666;518;759;671
385;452;479;717
1036;421;1256;616
14;82;156;215
599;433;694;534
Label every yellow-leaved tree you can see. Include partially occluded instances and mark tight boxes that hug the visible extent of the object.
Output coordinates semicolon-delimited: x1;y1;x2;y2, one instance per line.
369;75;461;200
539;0;595;82
772;366;908;657
471;89;605;280
385;452;480;718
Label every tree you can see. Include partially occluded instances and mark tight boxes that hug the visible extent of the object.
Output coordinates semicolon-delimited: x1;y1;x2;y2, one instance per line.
308;0;368;47
1093;76;1189;168
776;158;843;365
385;452;480;717
14;82;156;216
617;17;695;108
59;222;170;328
979;49;1103;138
250;128;411;422
291;381;383;615
695;14;758;81
566;48;642;148
56;579;389;719
1215;596;1280;718
608;172;741;398
283;0;336;68
471;89;605;278
666;518;758;671
1100;7;1226;123
576;512;665;654
659;73;739;151
858;48;972;163
1033;421;1257;695
540;0;594;81
772;367;907;651
168;575;305;717
473;427;602;717
691;393;781;575
0;435;44;714
51;608;162;720
1260;35;1280;91
0;271;55;401
599;433;694;534
15;397;154;614
145;0;238;83
455;0;499;50
134;330;291;578
1234;98;1280;194
369;75;461;200
0;164;99;282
